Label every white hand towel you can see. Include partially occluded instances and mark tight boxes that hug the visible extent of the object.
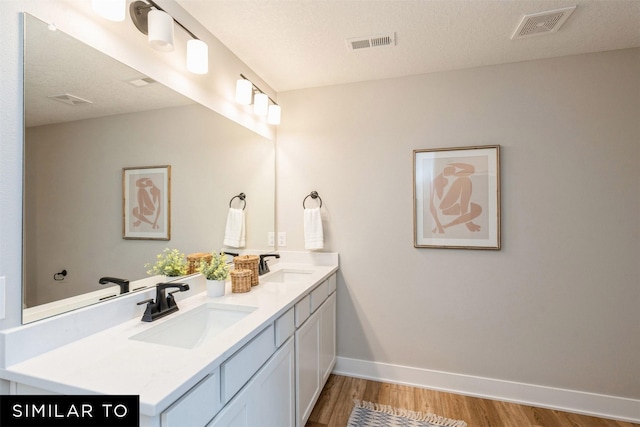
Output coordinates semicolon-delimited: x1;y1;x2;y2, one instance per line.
223;208;246;248
304;207;324;250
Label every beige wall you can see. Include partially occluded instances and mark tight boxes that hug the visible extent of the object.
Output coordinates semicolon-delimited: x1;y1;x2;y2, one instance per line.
275;48;640;399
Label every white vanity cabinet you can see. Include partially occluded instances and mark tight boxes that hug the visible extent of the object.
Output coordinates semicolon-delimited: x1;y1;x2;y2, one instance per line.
207;272;337;427
209;273;337;427
207;337;295;427
162;316;295;427
295;275;337;427
3;264;339;427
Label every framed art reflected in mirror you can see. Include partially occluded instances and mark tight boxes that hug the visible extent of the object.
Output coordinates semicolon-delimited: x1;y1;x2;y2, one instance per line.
123;165;171;240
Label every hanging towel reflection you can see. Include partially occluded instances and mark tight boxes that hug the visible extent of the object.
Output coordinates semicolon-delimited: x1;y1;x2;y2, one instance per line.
223;208;246;248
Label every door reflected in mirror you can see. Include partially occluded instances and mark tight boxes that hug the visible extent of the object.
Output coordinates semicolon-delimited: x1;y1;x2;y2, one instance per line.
23;13;275;323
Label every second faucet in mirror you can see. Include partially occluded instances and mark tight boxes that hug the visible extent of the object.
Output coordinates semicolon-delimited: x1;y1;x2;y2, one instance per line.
99;277;130;294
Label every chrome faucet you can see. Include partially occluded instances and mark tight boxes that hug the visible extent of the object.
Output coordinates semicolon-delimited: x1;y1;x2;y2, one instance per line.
258;253;280;275
137;282;190;322
99;277;130;294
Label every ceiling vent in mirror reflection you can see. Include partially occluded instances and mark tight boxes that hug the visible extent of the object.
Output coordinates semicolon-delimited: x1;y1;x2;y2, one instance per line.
48;93;93;106
128;77;157;87
511;6;576;39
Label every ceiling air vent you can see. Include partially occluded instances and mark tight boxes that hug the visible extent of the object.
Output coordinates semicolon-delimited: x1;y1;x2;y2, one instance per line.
48;93;93;106
347;32;396;51
511;6;576;39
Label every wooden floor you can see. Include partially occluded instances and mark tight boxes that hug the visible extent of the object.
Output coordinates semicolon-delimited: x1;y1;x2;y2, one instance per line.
306;374;638;427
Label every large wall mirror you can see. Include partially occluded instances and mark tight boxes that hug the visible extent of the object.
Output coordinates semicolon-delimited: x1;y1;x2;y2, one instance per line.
23;13;275;323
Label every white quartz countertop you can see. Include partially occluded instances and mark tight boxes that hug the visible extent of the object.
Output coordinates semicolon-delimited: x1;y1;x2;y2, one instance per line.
1;261;338;416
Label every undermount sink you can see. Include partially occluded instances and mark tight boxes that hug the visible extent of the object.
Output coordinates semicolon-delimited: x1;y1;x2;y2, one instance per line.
130;303;257;349
263;269;314;283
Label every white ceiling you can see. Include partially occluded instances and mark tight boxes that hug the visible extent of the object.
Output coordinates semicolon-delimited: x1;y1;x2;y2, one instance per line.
177;0;640;93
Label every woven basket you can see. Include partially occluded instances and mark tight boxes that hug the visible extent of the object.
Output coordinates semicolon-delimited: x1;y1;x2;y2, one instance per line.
230;269;252;293
186;252;213;275
233;255;259;286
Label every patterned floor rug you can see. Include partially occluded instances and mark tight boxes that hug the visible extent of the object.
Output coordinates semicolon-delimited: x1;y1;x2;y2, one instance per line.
347;400;467;427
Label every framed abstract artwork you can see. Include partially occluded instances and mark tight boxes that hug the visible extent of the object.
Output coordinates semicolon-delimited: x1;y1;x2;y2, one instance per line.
413;145;500;249
122;165;171;240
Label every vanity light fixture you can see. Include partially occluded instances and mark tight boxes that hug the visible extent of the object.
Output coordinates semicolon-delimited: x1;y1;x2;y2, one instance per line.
235;74;281;125
235;78;253;105
267;104;282;125
92;0;126;22
125;0;208;73
253;93;269;116
147;8;174;51
187;39;208;74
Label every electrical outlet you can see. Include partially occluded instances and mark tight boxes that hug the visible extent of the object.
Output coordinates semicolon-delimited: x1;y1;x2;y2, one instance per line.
277;232;287;247
268;232;275;247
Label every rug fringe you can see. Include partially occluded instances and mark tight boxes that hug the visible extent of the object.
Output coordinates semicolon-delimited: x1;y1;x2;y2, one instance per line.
353;400;468;427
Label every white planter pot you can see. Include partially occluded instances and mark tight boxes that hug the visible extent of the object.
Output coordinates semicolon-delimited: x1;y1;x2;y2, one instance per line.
206;279;225;297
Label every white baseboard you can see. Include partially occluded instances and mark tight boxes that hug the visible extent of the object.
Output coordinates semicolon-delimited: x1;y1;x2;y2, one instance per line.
333;356;640;423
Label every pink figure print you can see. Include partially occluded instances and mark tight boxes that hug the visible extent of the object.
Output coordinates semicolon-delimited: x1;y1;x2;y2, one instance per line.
132;177;161;230
429;163;482;234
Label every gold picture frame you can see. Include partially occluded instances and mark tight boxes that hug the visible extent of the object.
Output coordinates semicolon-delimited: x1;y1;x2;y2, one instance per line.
413;145;500;249
122;165;171;240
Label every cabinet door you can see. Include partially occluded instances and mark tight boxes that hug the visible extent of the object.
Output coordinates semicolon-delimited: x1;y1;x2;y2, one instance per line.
209;338;295;427
295;308;320;427
207;399;250;427
250;337;295;427
295;286;337;427
319;292;336;384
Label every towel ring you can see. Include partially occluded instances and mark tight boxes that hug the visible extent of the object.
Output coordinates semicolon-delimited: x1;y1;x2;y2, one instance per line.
53;269;67;281
303;191;322;208
229;193;246;210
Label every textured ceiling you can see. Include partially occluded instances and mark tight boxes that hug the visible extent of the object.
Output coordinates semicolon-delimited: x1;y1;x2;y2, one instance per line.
25;1;640;126
177;0;640;92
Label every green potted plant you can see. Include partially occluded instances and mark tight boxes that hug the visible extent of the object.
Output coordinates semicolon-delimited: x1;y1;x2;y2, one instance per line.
145;248;188;278
199;251;230;297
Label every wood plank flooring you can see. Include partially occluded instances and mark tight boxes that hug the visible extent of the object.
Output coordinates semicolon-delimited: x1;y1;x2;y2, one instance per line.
306;374;638;427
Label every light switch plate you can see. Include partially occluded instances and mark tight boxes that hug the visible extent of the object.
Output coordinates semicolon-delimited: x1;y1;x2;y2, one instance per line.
268;232;275;247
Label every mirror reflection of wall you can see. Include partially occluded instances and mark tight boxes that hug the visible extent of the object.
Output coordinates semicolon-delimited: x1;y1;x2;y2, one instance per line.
23;14;275;322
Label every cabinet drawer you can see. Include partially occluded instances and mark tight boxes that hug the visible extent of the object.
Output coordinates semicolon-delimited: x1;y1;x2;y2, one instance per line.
310;280;329;313
162;369;221;427
295;295;310;327
328;274;337;294
275;307;295;347
222;324;276;403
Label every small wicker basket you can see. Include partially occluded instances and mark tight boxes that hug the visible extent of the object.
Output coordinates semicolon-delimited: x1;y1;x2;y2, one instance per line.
230;269;252;293
233;255;260;286
186;252;213;275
